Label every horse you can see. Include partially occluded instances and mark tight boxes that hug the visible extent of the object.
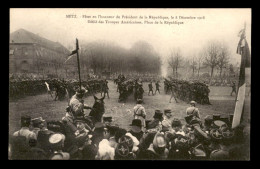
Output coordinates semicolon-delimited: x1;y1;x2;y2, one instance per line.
88;95;105;124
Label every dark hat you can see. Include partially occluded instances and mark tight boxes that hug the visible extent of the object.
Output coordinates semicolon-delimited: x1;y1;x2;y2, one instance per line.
21;115;31;123
103;116;113;122
204;115;213;126
32;117;45;125
153;110;163;119
164;109;172;114
213;114;221;121
106;125;119;134
172;118;182;127
130;119;142;133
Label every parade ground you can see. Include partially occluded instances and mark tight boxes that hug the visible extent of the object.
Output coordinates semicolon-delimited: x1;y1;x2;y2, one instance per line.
9;80;250;135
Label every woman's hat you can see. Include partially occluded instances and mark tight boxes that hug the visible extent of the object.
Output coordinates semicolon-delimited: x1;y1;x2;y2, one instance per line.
153;110;163;120
130;119;142;133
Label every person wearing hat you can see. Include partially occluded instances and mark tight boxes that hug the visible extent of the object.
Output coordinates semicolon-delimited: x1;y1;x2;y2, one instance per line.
186;101;201;119
13;115;37;143
148;81;154;96
133;99;146;132
162;109;173;132
101;79;109;99
154;81;161;95
31;117;46;138
147;110;163;131
145;132;169;160
129;119;144;141
103;115;113;127
67;86;92;120
169;83;179;103
49;133;70;160
171;118;184;134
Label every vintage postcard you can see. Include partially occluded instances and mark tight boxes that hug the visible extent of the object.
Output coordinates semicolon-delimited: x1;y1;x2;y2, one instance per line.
9;8;251;160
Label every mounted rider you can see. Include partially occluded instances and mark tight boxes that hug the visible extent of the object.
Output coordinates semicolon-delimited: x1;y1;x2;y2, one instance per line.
62;87;92;128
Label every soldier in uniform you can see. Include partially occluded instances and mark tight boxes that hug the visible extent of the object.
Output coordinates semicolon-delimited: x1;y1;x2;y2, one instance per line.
63;87;92;131
69;87;92;118
148;81;154;96
186;101;201;120
162;109;173;132
133;99;146;132
169;84;179;103
31;117;46;138
13;115;37;142
230;81;237;96
155;81;161;94
101;80;109;99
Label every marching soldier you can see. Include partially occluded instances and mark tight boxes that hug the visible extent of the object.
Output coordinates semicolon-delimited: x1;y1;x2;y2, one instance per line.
148;81;154;96
101;80;109;99
169;84;179;103
155;81;161;94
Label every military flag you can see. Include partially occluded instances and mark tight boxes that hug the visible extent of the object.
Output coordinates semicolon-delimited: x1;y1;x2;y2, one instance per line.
64;49;78;63
232;23;251;128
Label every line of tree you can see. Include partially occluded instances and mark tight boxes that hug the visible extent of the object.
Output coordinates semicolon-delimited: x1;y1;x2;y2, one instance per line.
167;40;233;80
67;40;162;76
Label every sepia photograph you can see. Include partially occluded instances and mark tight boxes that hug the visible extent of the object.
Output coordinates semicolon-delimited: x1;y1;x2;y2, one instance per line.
9;8;251;160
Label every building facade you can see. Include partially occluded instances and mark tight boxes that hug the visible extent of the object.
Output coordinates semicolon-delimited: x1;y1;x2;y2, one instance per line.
9;29;77;78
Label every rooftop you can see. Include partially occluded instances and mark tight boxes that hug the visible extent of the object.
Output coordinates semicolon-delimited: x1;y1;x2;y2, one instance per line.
10;28;70;54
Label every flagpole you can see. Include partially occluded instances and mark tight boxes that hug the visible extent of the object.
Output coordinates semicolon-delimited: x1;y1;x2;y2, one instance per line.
76;38;81;90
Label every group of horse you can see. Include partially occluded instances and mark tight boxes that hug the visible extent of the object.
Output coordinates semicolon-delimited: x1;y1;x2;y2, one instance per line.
114;77;144;102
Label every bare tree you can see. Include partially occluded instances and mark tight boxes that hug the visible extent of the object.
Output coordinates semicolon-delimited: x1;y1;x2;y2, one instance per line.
190;55;197;76
218;44;230;78
197;51;205;77
168;48;183;78
203;41;220;79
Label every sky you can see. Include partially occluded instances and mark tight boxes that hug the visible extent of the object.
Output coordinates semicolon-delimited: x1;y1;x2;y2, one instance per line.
10;8;251;76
